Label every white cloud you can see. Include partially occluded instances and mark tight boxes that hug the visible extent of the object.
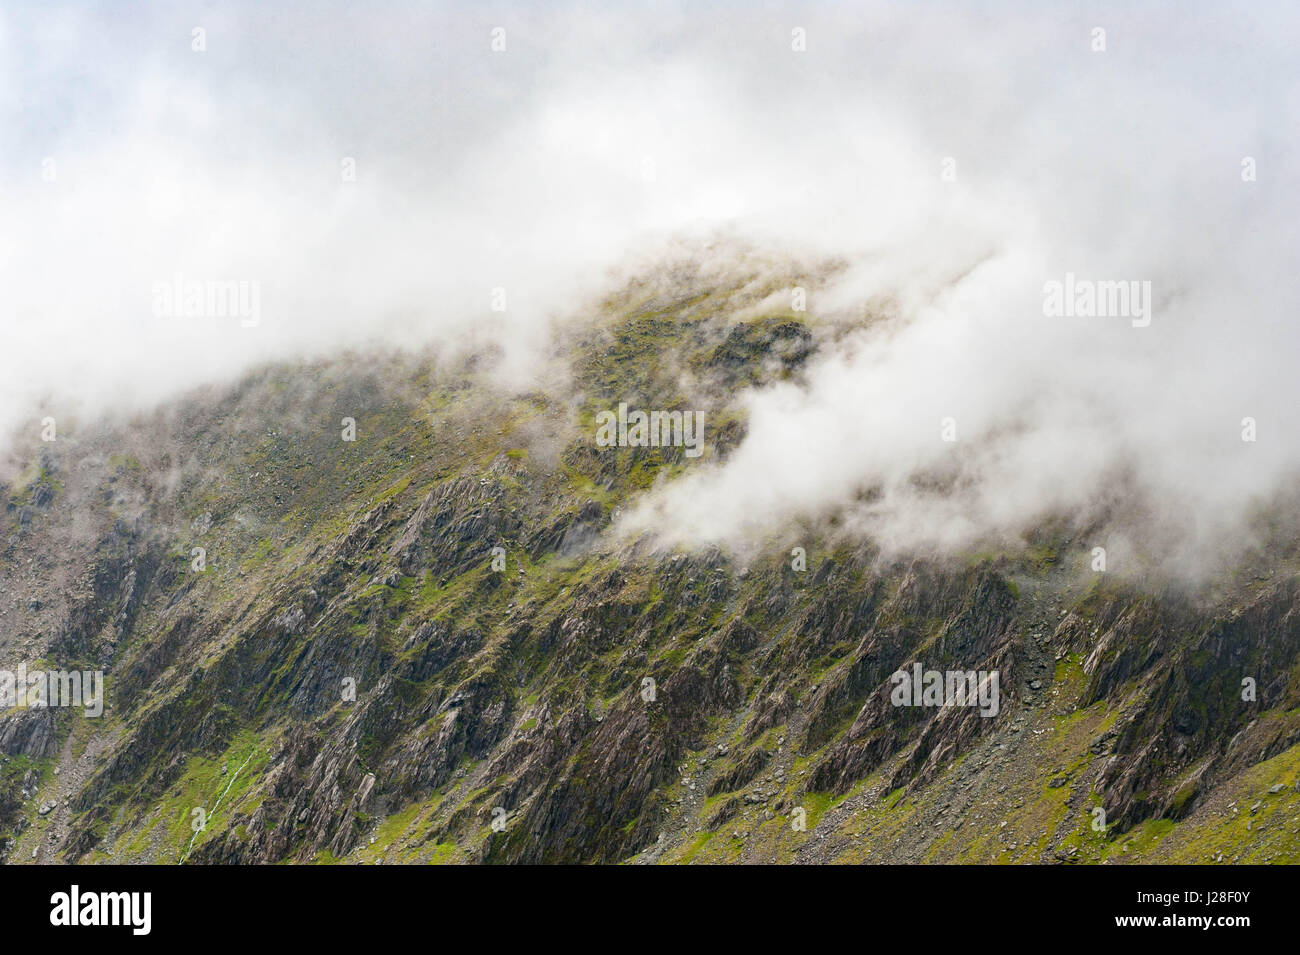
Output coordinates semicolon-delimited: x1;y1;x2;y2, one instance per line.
2;1;1297;574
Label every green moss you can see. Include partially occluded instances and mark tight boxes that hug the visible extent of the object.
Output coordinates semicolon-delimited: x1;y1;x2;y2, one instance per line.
135;731;273;864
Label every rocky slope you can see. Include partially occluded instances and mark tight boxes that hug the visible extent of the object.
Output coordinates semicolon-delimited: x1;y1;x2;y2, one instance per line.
2;260;1299;865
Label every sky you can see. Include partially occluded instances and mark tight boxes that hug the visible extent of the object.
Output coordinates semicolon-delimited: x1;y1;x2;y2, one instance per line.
2;1;1297;573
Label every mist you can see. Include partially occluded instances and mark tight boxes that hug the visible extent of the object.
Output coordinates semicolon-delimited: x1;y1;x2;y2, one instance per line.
3;1;1297;574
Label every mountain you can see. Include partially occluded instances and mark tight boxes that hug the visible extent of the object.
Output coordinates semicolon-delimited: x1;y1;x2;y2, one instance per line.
2;261;1299;865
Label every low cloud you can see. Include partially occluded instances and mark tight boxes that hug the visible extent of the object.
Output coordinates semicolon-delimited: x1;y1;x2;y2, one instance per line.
3;2;1297;576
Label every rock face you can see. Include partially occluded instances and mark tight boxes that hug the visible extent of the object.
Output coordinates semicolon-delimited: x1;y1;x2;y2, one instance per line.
2;265;1300;865
0;709;57;761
